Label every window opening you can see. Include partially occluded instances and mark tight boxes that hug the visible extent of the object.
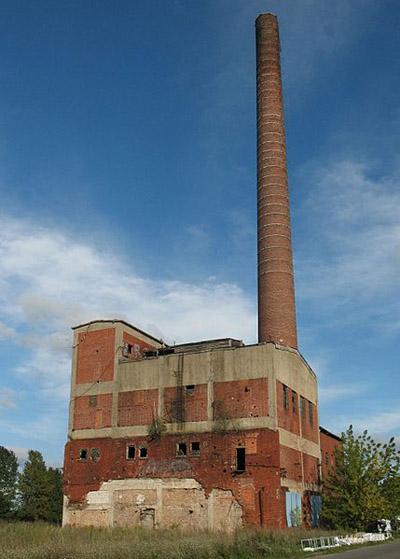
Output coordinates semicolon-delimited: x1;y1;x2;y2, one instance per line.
325;452;329;465
177;442;187;456
283;385;288;409
185;385;195;396
89;395;98;407
139;447;148;459
300;396;305;419
236;447;246;472
90;448;100;462
292;390;297;413
127;445;136;460
308;401;313;424
79;448;88;462
122;343;132;357
190;442;200;456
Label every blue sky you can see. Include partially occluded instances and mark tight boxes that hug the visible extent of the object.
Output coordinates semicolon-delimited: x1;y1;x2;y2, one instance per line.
0;0;399;466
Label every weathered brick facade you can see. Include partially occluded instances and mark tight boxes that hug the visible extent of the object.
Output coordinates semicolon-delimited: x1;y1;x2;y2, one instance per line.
62;13;341;531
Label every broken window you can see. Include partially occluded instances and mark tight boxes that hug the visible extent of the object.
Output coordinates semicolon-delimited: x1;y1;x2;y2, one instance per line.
283;385;288;409
292;390;297;413
79;448;88;462
89;395;98;407
126;445;136;460
300;396;305;419
139;447;148;459
190;442;200;456
185;385;195;395
90;447;100;462
308;401;313;424
177;442;187;457
122;343;132;357
236;447;246;472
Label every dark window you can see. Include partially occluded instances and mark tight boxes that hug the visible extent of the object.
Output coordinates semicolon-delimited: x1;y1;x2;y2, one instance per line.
325;452;329;465
79;448;88;462
139;447;148;459
190;442;200;456
292;390;297;413
90;448;100;462
177;442;187;456
236;448;246;472
300;396;305;419
308;401;313;424
122;343;132;357
185;385;195;396
283;385;288;409
126;445;135;460
89;395;97;407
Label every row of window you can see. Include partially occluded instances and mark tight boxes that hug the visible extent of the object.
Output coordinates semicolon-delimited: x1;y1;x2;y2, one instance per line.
283;385;313;423
78;441;202;462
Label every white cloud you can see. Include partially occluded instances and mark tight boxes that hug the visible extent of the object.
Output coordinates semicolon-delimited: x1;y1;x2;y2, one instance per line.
5;446;29;464
0;214;256;403
295;160;400;331
0;387;25;410
0;321;15;341
318;383;367;405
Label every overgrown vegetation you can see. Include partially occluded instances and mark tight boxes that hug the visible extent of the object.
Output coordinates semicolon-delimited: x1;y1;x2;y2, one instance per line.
212;400;239;435
0;447;63;524
322;426;400;531
147;415;167;440
0;522;340;559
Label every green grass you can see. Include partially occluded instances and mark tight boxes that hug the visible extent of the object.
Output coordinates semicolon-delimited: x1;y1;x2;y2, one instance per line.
0;522;343;559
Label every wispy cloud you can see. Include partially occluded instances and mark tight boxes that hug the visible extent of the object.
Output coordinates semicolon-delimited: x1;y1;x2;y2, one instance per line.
0;387;25;409
0;213;256;405
295;159;400;332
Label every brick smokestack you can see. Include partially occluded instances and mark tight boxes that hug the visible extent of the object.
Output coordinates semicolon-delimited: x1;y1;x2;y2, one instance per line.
256;13;298;348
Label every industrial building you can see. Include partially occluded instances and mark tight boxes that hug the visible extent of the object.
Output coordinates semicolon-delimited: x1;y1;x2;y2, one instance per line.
62;13;340;530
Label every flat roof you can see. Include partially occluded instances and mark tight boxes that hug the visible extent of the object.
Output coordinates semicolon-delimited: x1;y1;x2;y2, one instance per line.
71;319;163;344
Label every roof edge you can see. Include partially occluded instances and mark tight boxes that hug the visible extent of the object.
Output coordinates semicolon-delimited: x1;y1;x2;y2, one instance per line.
71;319;163;345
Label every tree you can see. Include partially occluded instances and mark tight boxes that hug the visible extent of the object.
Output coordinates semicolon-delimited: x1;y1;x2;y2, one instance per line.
0;446;18;519
18;450;52;522
322;426;400;531
18;450;63;524
46;467;63;524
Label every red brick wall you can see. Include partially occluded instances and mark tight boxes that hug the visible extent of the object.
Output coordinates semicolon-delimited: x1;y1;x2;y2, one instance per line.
122;331;157;359
276;381;300;435
164;384;208;423
280;445;302;482
63;428;286;528
76;328;116;384
302;452;320;485
213;379;268;420
73;394;112;430
320;430;341;480
300;398;319;444
118;389;158;426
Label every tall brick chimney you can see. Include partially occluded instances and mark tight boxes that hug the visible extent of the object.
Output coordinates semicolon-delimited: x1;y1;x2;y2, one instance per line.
256;13;297;349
